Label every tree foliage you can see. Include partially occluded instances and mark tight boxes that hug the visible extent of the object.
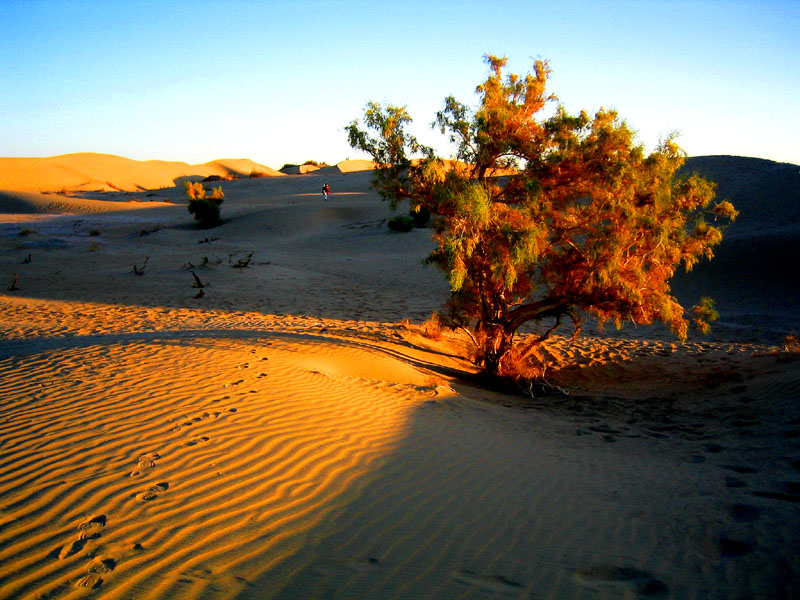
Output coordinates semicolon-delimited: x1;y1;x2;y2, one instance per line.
185;181;224;227
346;55;737;376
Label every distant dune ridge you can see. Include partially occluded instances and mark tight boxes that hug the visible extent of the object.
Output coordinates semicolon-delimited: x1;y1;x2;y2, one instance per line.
0;153;285;194
278;160;376;176
0;151;798;599
681;155;800;237
673;156;800;335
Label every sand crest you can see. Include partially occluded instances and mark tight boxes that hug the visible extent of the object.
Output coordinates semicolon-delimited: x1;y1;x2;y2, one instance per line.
0;153;283;194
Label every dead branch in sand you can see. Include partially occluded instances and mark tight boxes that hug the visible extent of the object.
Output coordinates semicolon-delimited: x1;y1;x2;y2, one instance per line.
190;271;206;288
231;252;253;269
22;253;32;264
8;273;19;291
133;257;149;275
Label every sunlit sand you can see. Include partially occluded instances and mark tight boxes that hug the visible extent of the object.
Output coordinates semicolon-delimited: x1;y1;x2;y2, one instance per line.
0;154;798;599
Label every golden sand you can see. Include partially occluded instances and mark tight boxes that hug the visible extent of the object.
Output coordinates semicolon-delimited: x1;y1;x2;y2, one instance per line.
0;155;798;599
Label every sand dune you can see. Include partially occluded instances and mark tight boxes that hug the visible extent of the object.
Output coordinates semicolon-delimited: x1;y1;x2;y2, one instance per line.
0;153;283;194
0;156;798;599
279;160;377;176
0;189;175;215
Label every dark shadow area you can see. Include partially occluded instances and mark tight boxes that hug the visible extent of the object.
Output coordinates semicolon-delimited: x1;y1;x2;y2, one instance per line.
227;353;800;600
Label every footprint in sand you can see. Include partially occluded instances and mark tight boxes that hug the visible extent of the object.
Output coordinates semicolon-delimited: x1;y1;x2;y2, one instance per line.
574;565;668;597
722;464;759;474
311;557;381;577
77;514;107;539
451;569;524;594
184;436;210;447
88;557;116;574
130;453;160;477
719;536;753;557
57;538;86;560
750;485;800;503
729;503;760;522
75;573;103;589
135;482;169;503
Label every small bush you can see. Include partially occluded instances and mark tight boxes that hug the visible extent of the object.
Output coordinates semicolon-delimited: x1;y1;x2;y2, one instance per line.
18;228;37;237
387;215;415;232
185;182;224;227
89;229;101;236
499;342;549;381
421;312;446;340
248;170;267;178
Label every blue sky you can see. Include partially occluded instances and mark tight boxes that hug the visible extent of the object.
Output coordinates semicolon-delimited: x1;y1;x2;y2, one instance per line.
1;0;798;168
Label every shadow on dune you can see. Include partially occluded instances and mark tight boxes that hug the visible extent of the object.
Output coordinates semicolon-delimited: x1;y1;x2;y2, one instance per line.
226;345;800;600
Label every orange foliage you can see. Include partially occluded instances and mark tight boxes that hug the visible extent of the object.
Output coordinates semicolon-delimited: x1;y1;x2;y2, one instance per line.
348;55;736;375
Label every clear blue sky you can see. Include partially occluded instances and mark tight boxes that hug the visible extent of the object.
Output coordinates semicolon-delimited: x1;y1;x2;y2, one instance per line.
1;0;798;168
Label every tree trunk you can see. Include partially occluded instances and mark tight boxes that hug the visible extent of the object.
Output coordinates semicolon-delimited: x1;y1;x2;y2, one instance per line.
475;321;515;376
473;299;569;377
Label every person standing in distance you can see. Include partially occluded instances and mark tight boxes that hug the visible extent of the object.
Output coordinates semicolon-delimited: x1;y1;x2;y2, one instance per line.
322;183;331;201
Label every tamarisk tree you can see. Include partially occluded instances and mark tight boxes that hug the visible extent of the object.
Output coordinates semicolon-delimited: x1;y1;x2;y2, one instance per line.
347;55;737;376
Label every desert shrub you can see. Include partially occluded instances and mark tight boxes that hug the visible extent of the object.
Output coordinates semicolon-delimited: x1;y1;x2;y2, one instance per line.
421;312;446;340
248;169;267;178
202;174;224;182
185;182;224;227
18;228;37;236
496;338;549;381
692;297;719;335
302;160;320;166
89;229;101;236
347;54;736;376
387;215;415;232
387;207;430;232
280;163;298;170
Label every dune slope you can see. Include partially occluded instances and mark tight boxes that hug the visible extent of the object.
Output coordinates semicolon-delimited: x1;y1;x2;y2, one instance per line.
0;153;283;194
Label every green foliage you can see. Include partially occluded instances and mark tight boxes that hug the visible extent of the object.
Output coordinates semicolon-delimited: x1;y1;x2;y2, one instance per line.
345;102;433;208
387;215;415;232
692;297;719;335
347;54;736;376
185;181;224;227
387;205;431;232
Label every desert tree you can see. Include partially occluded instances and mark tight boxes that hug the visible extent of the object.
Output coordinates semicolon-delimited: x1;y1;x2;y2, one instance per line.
185;181;224;227
346;55;737;376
